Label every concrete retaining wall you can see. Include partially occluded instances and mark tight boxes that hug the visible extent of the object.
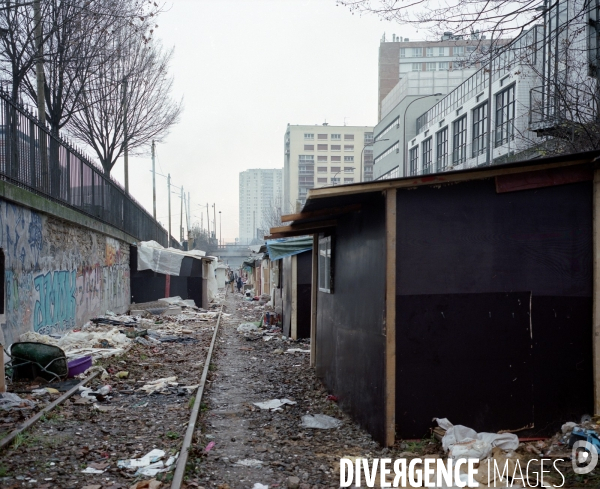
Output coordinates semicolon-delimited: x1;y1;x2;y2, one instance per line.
0;198;130;346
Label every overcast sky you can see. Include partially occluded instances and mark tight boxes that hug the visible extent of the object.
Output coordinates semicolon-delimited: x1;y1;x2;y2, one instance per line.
110;0;418;244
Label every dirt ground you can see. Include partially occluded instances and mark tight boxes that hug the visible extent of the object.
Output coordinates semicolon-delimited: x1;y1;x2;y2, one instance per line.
1;289;599;488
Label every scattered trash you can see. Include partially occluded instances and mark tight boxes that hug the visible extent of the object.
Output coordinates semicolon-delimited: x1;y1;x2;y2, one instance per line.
129;479;163;489
0;392;35;410
253;398;297;411
67;355;93;377
237;323;259;333
434;418;519;460
234;458;264;468
285;348;310;354
118;449;166;469
253;484;269;489
326;395;338;402
93;403;116;412
81;466;106;474
138;376;178;394
301;414;343;429
116;370;129;378
205;441;215;452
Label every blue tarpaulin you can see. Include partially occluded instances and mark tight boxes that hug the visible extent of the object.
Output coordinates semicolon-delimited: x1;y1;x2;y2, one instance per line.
266;236;313;261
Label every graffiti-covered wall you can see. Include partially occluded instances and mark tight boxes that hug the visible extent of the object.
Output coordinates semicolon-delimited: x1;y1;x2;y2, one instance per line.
0;199;130;346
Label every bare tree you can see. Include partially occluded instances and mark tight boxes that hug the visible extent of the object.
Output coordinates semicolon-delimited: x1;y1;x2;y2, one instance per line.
261;195;284;234
67;25;182;176
337;0;593;43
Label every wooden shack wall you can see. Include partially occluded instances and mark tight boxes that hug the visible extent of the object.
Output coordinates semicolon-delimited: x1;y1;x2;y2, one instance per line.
316;194;387;443
395;178;593;438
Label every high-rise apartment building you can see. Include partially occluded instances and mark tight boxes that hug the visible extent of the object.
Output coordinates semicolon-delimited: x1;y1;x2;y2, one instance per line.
283;124;374;212
239;169;283;245
378;33;504;121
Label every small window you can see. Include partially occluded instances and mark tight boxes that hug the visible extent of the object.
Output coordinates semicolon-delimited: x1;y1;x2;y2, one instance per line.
317;177;328;183
400;48;406;58
412;63;421;71
426;62;436;71
317;166;327;173
438;62;449;71
344;134;354;140
409;146;419;176
317;144;328;151
438;47;447;56
453;46;464;56
344;178;354;183
304;144;314;151
344;167;354;172
317;134;328;140
331;156;341;162
331;145;341;151
317;155;327;162
344;145;354;151
331;134;341;140
426;47;433;57
331;166;341;172
304;133;314;140
344;156;354;162
412;47;422;57
467;46;476;53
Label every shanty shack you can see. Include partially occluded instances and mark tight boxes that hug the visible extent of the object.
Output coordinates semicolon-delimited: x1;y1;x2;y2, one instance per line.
269;150;600;446
267;237;313;339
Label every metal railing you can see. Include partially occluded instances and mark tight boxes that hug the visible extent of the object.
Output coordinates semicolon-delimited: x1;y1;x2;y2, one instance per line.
0;86;169;246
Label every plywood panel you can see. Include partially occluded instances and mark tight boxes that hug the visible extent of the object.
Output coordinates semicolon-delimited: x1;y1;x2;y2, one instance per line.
396;292;533;438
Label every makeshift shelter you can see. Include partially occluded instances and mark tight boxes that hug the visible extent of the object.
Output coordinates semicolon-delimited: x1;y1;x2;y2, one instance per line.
270;150;600;446
266;236;313;339
130;241;217;308
215;264;228;289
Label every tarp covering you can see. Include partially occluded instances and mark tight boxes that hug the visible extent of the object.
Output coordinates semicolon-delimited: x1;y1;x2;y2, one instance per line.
266;236;313;261
137;241;206;276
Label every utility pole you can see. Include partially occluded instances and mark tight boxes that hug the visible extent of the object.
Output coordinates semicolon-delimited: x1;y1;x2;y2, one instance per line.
206;203;210;243
122;76;129;193
33;0;45;125
151;140;156;219
219;211;222;246
180;185;184;242
187;192;191;238
167;173;171;244
213;203;216;241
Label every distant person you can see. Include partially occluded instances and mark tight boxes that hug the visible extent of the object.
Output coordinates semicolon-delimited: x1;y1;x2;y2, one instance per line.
237;276;243;293
229;270;235;293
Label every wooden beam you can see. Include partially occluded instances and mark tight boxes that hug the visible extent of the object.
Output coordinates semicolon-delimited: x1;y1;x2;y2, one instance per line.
0;346;5;393
594;170;600;415
281;204;362;223
269;219;337;235
306;157;595;201
310;234;318;367
385;188;397;446
291;255;298;340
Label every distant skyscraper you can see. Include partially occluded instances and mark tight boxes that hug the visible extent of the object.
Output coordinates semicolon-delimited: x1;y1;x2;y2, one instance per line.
239;169;283;244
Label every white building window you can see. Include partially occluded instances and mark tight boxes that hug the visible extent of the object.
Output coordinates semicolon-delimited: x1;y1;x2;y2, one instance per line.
344;178;354;183
454;46;464;56
412;63;421;71
331;134;341;140
304;133;314;140
438;62;449;70
412;47;422;57
438;47;447;56
344;145;354;151
344;167;354;173
344;156;354;162
426;47;433;57
400;48;406;58
426;62;436;71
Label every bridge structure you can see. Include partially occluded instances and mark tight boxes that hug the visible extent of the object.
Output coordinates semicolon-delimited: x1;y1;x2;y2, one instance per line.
206;244;255;268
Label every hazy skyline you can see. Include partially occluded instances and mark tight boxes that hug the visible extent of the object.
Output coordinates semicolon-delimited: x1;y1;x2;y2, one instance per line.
109;0;419;244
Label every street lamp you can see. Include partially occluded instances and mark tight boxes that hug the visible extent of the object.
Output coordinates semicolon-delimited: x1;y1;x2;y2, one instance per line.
360;138;389;182
219;210;222;246
403;93;443;177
